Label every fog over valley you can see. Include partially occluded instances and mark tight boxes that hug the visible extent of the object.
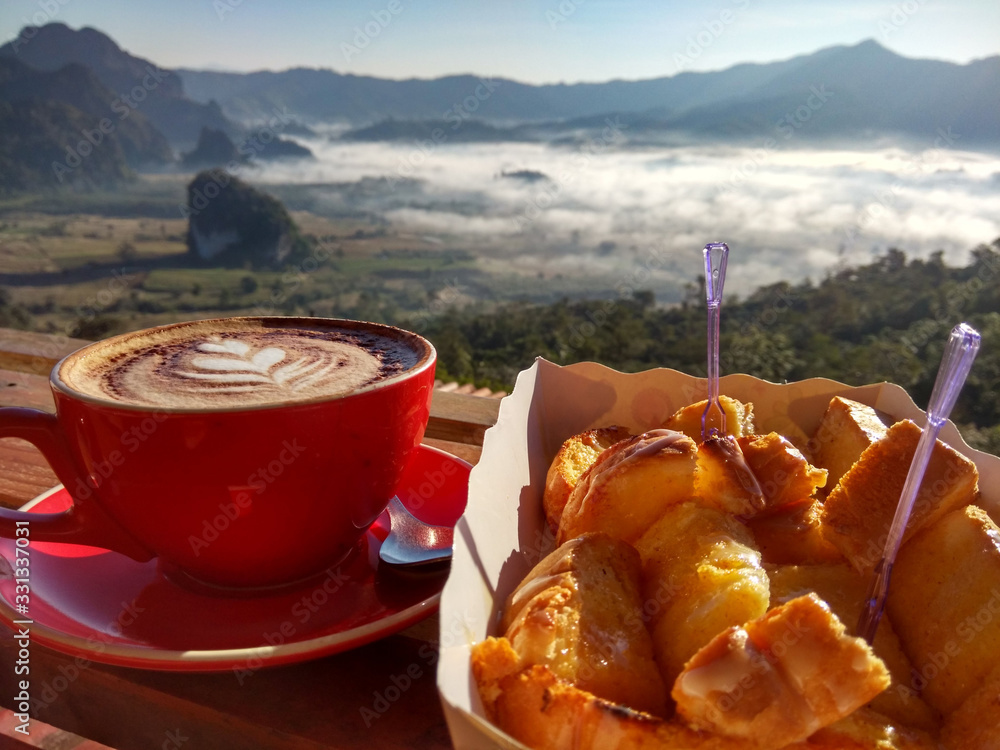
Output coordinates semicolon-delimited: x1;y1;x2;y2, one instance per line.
248;136;1000;300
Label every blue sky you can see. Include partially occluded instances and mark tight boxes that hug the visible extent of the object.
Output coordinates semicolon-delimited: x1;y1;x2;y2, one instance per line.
1;0;997;83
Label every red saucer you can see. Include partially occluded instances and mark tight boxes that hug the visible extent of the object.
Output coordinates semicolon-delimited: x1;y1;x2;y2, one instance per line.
0;444;469;672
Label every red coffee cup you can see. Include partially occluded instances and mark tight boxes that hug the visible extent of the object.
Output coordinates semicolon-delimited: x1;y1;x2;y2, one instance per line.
0;317;436;591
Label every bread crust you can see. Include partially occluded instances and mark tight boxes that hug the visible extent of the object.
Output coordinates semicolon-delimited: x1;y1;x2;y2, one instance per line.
543;425;632;532
558;430;697;545
672;594;890;748
502;532;668;716
819;418;979;576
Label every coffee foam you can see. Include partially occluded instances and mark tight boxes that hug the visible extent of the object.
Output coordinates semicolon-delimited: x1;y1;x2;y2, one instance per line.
60;319;426;409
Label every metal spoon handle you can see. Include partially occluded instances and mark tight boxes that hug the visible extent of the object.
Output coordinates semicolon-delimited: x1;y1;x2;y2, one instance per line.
857;322;981;643
701;242;729;440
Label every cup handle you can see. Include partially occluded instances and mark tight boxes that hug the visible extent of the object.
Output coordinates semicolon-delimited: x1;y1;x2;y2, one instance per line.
0;407;154;561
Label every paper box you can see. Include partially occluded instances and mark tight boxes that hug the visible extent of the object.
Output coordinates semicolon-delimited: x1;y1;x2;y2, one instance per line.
436;359;1000;749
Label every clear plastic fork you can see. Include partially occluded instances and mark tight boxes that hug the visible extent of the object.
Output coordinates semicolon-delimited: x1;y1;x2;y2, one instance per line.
700;242;764;501
856;322;981;643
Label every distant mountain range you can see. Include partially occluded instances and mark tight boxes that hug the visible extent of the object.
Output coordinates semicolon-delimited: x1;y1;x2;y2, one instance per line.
0;22;997;195
178;39;1000;147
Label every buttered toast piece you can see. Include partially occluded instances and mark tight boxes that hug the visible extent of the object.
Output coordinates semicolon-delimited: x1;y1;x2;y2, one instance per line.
808;396;889;493
663;395;756;441
739;432;828;513
886;504;1000;716
790;707;940;750
940;663;1000;750
501;532;668;716
748;500;845;565
672;594;890;749
634;502;770;692
558;430;697;545
543;425;632;532
768;563;940;732
695;436;767;517
472;637;746;750
819;418;979;576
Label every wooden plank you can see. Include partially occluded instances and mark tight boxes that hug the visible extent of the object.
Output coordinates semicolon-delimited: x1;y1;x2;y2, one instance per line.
0;368;54;412
422;437;481;466
0;709;111;748
0;330;89;376
0;625;451;750
426;390;500;446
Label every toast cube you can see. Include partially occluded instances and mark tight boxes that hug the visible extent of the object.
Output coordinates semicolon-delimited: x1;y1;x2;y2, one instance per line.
886;504;1000;715
940;663;1000;750
664;395;755;441
819;418;979;576
672;593;890;748
740;432;828;513
543;425;632;532
475;654;747;750
768;563;940;732
797;707;940;749
695;436;767;517
635;502;770;691
808;396;889;492
748;500;845;565
501;532;668;716
558;430;697;545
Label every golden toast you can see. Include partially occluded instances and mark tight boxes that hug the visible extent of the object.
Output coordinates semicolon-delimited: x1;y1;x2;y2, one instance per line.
808;396;888;492
501;532;668;715
543;425;632;532
767;563;939;732
558;430;697;545
663;395;755;441
748;500;845;565
634;501;770;692
819;418;979;576
886;504;1000;715
672;594;890;748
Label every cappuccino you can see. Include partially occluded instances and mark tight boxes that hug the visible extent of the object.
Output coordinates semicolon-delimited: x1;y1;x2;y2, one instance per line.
60;318;428;409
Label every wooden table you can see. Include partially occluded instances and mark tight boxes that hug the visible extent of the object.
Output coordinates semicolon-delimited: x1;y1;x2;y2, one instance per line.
0;328;501;749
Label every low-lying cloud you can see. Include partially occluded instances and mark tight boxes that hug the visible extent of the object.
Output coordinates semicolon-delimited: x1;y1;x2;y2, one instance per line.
253;137;1000;298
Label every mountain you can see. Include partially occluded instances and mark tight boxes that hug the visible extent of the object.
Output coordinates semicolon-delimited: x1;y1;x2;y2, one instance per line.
185;170;306;267
0;99;133;194
177;40;1000;147
0;56;173;167
0;23;240;148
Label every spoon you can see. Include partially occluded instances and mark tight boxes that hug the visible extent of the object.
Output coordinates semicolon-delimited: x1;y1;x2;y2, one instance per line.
856;322;981;644
378;496;453;568
700;242;764;502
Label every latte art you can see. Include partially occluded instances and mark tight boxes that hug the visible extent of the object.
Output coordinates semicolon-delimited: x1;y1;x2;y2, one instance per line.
176;338;369;396
60;318;428;409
